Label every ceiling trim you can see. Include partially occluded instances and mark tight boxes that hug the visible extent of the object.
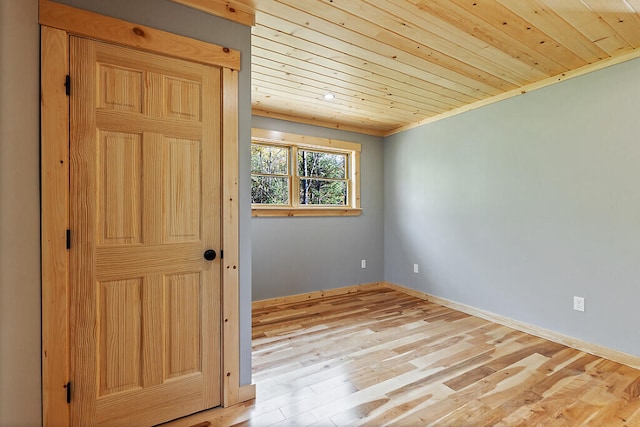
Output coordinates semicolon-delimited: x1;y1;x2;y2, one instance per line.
171;0;255;27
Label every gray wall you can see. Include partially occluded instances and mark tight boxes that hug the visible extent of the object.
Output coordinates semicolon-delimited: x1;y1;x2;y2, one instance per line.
0;1;42;425
251;117;385;301
384;57;640;357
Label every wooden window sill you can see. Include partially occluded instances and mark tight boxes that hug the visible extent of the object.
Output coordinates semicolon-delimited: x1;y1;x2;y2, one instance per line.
252;207;362;217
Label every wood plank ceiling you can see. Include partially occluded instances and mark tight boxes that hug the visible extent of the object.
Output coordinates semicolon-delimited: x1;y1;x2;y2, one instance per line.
250;0;640;136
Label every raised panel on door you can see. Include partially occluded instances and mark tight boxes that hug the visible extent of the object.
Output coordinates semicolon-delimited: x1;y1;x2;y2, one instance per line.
98;278;143;396
98;131;143;245
164;272;202;379
70;36;221;427
165;137;202;243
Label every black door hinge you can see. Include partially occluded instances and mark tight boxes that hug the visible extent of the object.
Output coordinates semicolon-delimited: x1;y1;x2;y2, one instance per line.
64;382;71;404
220;250;224;259
65;75;71;96
66;229;71;250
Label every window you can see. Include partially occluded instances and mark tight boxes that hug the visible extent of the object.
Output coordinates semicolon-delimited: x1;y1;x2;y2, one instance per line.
251;128;361;217
251;144;290;205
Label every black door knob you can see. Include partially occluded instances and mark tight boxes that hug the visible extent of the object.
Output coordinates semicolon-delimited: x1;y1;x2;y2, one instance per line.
204;249;217;261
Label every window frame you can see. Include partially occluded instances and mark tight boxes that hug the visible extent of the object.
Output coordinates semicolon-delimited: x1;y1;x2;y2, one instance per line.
251;128;362;217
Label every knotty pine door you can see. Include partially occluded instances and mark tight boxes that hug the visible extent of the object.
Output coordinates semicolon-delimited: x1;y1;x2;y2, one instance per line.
69;36;222;426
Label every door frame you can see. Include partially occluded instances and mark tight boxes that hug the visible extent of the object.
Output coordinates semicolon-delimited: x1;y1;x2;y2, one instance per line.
40;1;252;425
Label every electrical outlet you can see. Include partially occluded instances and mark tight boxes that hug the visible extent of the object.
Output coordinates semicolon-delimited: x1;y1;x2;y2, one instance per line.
361;259;366;269
573;296;585;312
413;264;419;274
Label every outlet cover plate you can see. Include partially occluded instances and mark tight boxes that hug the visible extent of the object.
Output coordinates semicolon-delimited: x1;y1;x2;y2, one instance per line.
573;296;585;312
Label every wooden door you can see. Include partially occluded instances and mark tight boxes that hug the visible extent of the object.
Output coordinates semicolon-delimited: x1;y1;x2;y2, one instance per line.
69;36;221;426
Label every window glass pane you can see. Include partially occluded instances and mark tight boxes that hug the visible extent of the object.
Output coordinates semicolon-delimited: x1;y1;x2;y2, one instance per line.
252;176;289;205
299;179;347;206
297;150;346;179
251;144;289;175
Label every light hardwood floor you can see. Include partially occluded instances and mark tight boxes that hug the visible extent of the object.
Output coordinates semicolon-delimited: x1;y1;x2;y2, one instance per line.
162;288;640;426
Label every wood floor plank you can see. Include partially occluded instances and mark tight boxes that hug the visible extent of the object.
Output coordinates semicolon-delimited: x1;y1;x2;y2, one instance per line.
161;288;640;427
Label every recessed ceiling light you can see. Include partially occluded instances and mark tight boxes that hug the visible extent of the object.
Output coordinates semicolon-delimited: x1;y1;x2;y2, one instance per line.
323;93;335;100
